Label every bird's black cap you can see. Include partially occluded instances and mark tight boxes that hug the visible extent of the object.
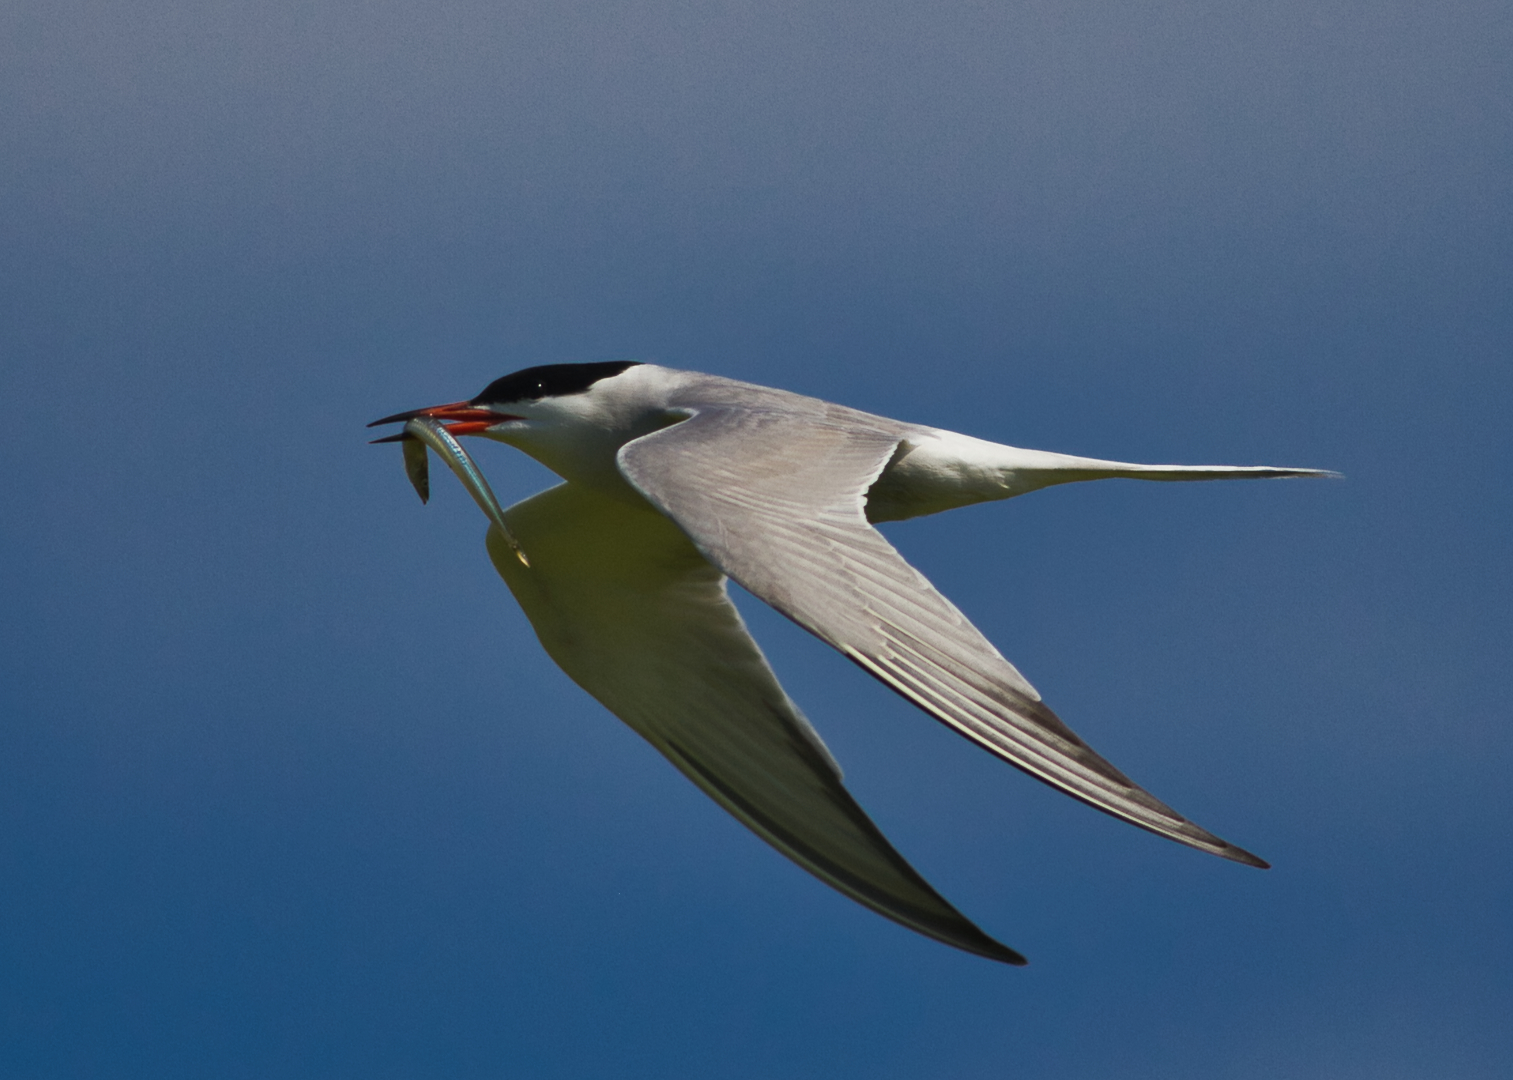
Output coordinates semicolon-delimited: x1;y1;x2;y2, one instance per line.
472;361;641;406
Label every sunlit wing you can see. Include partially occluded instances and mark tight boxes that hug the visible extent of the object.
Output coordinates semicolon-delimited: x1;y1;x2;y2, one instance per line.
618;406;1268;868
484;481;1026;964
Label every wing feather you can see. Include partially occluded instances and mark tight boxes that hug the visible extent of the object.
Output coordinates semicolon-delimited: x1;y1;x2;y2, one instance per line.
617;407;1267;867
485;481;1025;963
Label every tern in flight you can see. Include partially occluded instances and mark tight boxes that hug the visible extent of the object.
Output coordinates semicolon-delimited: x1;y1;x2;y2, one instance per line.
371;361;1333;964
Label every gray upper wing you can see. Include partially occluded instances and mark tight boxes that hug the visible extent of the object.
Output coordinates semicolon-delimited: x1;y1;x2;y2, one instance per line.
485;480;1025;963
617;405;1267;867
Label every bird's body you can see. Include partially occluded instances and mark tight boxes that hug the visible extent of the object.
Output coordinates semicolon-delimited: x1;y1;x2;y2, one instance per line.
372;362;1334;964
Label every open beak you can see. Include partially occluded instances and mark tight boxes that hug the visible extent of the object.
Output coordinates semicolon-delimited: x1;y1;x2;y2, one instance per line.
367;401;516;442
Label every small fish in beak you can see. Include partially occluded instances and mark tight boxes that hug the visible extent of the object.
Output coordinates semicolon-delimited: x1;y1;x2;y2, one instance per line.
375;415;528;566
402;435;430;504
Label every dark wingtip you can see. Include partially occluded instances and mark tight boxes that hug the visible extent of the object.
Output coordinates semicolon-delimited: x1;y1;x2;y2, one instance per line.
1220;843;1271;870
369;432;414;444
992;944;1030;966
944;919;1028;962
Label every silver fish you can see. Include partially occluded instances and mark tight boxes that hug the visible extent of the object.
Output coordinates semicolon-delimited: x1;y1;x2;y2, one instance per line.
402;435;430;503
401;417;529;565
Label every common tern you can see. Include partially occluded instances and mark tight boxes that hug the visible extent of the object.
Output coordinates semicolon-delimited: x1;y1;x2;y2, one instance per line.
371;361;1334;964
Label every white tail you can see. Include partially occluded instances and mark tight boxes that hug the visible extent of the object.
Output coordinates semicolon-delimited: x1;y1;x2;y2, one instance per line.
866;431;1339;522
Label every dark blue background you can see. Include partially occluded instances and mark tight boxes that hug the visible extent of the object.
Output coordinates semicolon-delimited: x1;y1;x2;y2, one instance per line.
3;1;1508;1076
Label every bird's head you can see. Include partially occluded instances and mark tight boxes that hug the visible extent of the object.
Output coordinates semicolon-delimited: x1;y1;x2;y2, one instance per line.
369;360;686;490
369;361;646;442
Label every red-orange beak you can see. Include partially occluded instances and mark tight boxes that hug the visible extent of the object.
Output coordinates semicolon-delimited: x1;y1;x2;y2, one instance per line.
367;401;518;441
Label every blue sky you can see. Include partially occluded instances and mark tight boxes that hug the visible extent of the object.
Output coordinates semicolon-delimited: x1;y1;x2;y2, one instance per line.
2;1;1509;1076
